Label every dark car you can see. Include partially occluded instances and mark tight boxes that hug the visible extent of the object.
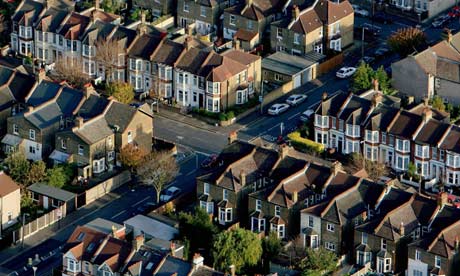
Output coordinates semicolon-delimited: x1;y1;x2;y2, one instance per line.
373;12;393;24
201;154;218;169
361;56;375;64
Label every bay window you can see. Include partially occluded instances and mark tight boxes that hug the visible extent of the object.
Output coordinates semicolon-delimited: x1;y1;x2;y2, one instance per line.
415;144;429;158
314;115;329;128
251;217;265;233
446;154;460;168
219;208;232;224
396;139;410;152
200;200;213;214
365;130;379;143
396;155;409;170
271;223;285;239
346;124;360;137
93;158;105;174
67;258;80;272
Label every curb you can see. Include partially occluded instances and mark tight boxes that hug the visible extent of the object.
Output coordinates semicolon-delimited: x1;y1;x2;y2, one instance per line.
154;112;221;134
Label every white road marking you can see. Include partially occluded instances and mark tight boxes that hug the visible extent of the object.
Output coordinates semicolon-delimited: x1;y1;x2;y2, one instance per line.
111;210;126;219
186;169;197;176
176;135;184;140
288;112;301;120
133;196;150;207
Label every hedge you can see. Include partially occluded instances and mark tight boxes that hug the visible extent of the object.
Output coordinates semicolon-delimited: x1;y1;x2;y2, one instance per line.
288;131;325;154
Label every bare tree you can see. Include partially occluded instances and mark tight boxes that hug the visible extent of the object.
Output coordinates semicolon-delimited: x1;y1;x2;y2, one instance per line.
95;37;119;82
137;151;179;203
53;57;89;88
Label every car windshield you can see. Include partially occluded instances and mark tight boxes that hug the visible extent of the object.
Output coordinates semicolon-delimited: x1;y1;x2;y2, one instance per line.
339;69;346;73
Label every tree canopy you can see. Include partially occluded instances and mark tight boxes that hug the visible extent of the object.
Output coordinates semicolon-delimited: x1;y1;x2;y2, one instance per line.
212;228;262;273
119;144;147;171
106;81;135;104
431;96;446;112
4;151;30;186
352;63;395;95
300;248;338;276
387;27;427;57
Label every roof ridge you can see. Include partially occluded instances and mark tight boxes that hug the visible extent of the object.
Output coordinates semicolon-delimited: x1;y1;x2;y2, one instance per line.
320;177;361;218
267;162;309;202
374;194;415;235
428;215;460;251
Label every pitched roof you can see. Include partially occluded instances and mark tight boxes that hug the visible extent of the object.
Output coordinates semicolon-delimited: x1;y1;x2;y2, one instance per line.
92;236;132;271
414;119;450;146
175;48;210;75
388;110;423;138
26;81;62;107
314;0;353;25
154;255;191;276
128;34;163;59
439;125;460;153
221;49;260;65
65;226;108;261
0;172;19;197
151;39;185;65
12;0;45;26
104;101;138;132
36;7;69;32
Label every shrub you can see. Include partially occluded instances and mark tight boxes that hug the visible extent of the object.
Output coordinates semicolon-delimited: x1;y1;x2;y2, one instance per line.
218;113;227;121
226;111;235;119
288;131;324;154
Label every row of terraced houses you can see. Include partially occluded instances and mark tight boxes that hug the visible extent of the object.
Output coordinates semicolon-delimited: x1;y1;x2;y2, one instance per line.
196;131;460;275
314;82;460;188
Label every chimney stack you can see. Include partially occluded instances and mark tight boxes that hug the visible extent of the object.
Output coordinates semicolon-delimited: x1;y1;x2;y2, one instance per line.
240;170;246;186
330;161;342;176
246;0;252;7
424;97;429;107
95;0;100;10
373;79;379;92
228;131;237;144
422;107;432;123
111;225;117;237
293;5;300;20
184;36;193;51
279;143;289;159
170;242;176;257
75;116;84;128
233;36;240;51
187;25;193;36
447;29;453;43
400;222;405;236
83;83;95;99
372;92;383;107
437;192;448;207
292;190;298;203
192;253;204;271
132;234;144;251
322;92;328;100
36;68;46;83
141;10;146;25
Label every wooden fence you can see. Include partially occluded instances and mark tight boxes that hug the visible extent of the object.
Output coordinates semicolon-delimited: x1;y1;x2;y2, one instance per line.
13;207;64;243
318;53;344;75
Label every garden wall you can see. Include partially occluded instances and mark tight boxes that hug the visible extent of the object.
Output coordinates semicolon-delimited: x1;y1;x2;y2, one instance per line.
85;171;131;205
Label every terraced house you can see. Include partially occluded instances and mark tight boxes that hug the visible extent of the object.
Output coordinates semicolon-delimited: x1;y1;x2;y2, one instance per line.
271;0;354;55
314;86;460;187
177;0;229;36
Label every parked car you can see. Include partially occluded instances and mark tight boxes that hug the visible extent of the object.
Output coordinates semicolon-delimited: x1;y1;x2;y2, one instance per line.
286;94;307;106
353;5;369;17
361;56;375;64
374;46;390;57
373;12;393;24
201;154;218;168
336;67;356;78
268;103;290;115
160;186;181;202
299;109;315;122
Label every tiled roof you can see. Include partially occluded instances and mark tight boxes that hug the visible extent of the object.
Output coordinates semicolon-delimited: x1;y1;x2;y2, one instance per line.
65;226;107;261
440;125;460;153
314;0;353;25
0;172;19;197
151;39;185;66
104;102;137;133
221;49;261;65
128;33;163;59
388;110;423;138
154;255;191;276
414;119;450;146
12;0;45;26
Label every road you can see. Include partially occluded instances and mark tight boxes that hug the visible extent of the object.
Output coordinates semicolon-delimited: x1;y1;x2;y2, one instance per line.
0;155;199;276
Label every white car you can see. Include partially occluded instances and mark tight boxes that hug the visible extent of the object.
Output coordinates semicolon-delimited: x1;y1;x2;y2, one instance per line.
336;67;357;78
300;109;315;122
286;94;307;106
352;5;369;17
159;186;181;202
268;103;290;115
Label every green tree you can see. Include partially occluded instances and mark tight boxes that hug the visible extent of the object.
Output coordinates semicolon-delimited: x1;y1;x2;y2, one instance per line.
300;248;338;276
387;27;427;57
47;166;70;188
105;82;134;104
119;144;147;171
212;228;262;273
352;62;374;92
4;151;30;186
262;232;282;272
25;161;47;186
431;96;446;112
179;207;218;261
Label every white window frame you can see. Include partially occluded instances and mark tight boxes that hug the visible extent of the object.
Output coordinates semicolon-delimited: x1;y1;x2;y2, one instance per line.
326;223;334;232
435;255;441;268
255;199;261;211
127;131;133;143
78;144;84;156
325;242;335;251
275;205;281;217
29;129;36;141
13;124;19;135
203;183;210;195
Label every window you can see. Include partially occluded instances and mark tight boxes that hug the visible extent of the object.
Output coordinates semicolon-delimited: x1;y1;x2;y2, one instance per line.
127;131;133;143
308;216;314;228
29;129;36;141
204;183;210;195
251;217;265;232
315;115;329;128
396;139;410;152
413;270;423;276
230;15;236;25
108;151;115;161
67;258;80;272
396;155;409;170
223;189;228;201
271;223;285;238
78;144;84;156
277;28;283;39
219;208;232;224
447;154;460;168
236;89;248;104
325;242;335;251
361;232;368;245
183;2;189;12
346;124;360;137
200;201;213;214
200;6;206;17
256;199;261;211
275;205;281;217
13;124;18;135
381;239;387;250
415;250;421;261
416;144;429;158
366;130;379;143
294;33;300;44
61;139;67;150
93;158;105;174
327;223;334;232
440;150;445;161
32;192;39;201
382;132;387;144
247;20;253;30
274;74;282;82
435;255;441;268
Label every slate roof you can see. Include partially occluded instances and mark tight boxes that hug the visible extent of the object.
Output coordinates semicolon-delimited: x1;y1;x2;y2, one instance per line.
73;116;113;144
36;7;69;32
104;102;137;132
128;34;163;59
315;92;348;116
26;81;62;107
81;20;117;46
123;246;164;276
28;182;75;201
155;256;191;276
338;94;372;125
175;48;210;74
363;105;399;131
12;0;45;26
0;172;19;197
77;95;110;120
0;66;35;105
439;125;460;153
388;110;423;138
414;119;450;146
151;39;185;66
111;25;138;50
273;7;322;34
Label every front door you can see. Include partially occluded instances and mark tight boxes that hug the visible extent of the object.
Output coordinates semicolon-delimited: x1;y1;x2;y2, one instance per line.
43;196;49;209
338;136;343;153
199;93;204;108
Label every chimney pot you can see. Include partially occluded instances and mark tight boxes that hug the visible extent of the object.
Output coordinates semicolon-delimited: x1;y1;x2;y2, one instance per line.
373;79;379;91
293;5;300;20
233;36;240;51
75;116;84;128
95;0;100;10
322;92;328;100
437;192;448;207
330;161;342;175
422;107;432;123
133;234;144;251
36;68;46;83
279;143;289;159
